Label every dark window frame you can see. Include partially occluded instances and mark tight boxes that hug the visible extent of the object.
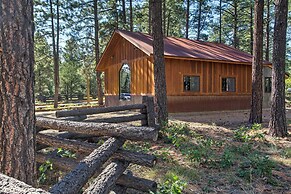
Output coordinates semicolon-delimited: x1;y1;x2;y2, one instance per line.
221;77;236;92
183;75;200;92
264;77;272;93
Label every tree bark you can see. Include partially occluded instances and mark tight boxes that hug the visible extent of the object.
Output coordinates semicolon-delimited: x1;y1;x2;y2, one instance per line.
37;152;76;170
197;0;202;40
94;0;104;106
151;0;168;126
129;0;133;32
233;1;239;48
186;0;190;39
163;0;166;36
49;137;124;194
249;0;264;124
0;173;49;194
87;114;146;123
50;0;60;109
250;0;254;54
84;160;129;194
265;0;270;61
116;173;157;192
56;104;145;117
36;133;157;167
219;0;222;43
0;0;36;185
122;0;126;25
36;117;158;141
269;0;288;137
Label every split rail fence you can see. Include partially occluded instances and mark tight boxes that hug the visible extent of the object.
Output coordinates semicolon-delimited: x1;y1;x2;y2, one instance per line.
0;96;158;194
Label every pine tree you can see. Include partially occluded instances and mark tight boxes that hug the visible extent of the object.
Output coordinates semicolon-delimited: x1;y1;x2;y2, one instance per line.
0;0;36;185
249;0;264;124
269;0;288;137
151;0;168;125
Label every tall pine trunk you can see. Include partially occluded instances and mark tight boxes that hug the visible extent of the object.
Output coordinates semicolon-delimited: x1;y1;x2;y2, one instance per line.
150;0;168;125
148;2;152;35
219;0;222;43
121;0;126;26
163;0;166;36
249;0;264;124
233;1;239;48
130;0;133;32
186;0;190;39
0;0;36;185
94;0;104;106
197;0;202;40
250;0;254;54
50;0;60;108
269;0;288;137
265;0;270;61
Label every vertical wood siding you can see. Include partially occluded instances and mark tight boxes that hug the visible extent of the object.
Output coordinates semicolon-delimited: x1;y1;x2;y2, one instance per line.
104;36;252;97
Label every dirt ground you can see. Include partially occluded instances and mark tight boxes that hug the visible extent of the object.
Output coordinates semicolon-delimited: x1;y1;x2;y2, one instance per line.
37;108;291;193
170;108;291;128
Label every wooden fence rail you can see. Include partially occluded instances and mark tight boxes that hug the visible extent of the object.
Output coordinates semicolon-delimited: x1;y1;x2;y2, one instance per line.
1;96;158;194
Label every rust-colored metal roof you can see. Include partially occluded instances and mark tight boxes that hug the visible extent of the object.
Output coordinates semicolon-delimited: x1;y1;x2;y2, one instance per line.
116;30;271;65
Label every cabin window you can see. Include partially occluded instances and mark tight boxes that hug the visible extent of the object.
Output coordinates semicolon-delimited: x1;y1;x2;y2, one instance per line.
265;77;272;93
119;64;131;100
183;76;200;92
222;77;236;92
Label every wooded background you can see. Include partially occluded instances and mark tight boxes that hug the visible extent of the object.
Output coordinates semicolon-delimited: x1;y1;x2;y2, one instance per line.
33;0;291;101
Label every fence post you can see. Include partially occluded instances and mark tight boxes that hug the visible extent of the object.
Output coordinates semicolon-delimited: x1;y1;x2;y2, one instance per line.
142;96;155;127
141;96;148;126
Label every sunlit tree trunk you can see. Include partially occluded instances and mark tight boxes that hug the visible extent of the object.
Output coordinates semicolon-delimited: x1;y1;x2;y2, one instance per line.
249;0;264;124
0;0;36;185
269;0;288;137
150;0;168;125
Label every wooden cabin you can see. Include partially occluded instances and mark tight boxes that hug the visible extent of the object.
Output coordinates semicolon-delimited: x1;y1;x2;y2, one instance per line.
96;30;272;112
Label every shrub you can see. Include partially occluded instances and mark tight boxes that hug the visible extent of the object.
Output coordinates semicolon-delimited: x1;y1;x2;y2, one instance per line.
38;160;53;184
151;174;187;194
238;154;275;181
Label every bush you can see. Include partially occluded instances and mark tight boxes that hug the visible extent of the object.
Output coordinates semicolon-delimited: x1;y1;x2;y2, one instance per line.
238;154;275;181
234;124;264;142
152;174;187;194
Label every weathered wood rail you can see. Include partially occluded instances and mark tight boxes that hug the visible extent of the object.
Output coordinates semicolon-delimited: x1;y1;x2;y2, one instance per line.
0;96;158;194
55;96;156;127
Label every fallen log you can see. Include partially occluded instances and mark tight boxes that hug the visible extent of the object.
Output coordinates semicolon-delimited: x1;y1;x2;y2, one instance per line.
0;173;49;194
116;173;157;192
86;114;146;123
49;137;124;194
36;153;76;170
36;134;156;167
84;160;129;194
60;115;87;121
110;185;127;194
37;133;97;154
56;104;146;117
37;154;156;193
36;117;158;141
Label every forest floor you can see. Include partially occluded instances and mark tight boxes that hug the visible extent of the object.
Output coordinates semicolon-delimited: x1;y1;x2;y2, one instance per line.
126;109;291;194
37;108;291;193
